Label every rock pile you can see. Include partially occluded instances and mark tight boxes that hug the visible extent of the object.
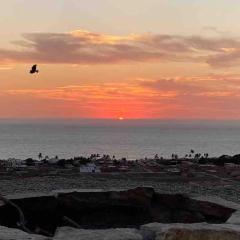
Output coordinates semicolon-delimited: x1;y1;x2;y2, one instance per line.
0;187;238;239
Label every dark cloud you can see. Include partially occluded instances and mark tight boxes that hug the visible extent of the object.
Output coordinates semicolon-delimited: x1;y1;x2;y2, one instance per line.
1;30;240;67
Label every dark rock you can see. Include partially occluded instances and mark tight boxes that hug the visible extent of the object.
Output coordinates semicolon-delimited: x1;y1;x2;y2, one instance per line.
151;193;235;223
189;199;236;223
0;187;236;236
0;194;58;236
56;187;154;229
171;210;206;223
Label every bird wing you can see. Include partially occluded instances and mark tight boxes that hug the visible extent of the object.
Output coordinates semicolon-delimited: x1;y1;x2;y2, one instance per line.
32;65;37;70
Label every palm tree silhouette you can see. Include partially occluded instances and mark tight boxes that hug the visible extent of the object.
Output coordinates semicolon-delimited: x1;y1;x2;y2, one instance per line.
38;153;43;161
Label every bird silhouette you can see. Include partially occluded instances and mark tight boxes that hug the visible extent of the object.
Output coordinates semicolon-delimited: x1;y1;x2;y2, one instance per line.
30;64;39;74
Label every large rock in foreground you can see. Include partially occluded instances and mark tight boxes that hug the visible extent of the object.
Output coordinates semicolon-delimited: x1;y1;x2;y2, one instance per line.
151;193;235;223
0;187;237;236
53;227;142;240
141;223;240;240
56;187;154;229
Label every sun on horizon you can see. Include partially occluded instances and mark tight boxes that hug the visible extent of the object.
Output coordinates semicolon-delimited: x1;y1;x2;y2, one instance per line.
1;1;240;120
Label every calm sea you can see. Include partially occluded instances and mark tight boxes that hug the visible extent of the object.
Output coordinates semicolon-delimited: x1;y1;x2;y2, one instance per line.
0;119;240;160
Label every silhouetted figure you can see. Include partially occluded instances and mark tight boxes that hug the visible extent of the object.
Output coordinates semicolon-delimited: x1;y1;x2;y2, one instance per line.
30;64;39;74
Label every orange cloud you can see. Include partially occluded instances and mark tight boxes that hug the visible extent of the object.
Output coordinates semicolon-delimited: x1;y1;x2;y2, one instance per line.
1;29;240;67
1;74;240;119
70;30;141;44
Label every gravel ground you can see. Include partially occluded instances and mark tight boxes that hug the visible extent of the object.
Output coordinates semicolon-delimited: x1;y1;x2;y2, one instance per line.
0;173;239;203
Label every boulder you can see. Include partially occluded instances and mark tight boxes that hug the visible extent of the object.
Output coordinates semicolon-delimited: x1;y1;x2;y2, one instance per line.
55;187;154;229
0;188;237;237
193;196;240;211
0;193;58;235
0;225;47;240
194;196;240;224
56;187;154;208
151;193;235;223
141;223;240;240
53;227;142;240
186;199;235;223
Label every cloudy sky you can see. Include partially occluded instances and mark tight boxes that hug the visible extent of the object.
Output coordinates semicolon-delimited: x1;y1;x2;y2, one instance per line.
1;0;240;119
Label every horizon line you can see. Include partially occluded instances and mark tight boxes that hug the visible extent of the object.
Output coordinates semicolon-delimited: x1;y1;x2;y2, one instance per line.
0;118;240;122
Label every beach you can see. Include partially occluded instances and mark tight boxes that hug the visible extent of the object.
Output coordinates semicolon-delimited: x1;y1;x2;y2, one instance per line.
1;173;240;203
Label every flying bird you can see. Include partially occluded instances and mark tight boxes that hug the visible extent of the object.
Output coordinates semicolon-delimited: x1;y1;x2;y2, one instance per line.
30;64;39;74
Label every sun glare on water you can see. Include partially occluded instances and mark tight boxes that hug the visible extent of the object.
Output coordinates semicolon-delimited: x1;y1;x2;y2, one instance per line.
118;117;124;121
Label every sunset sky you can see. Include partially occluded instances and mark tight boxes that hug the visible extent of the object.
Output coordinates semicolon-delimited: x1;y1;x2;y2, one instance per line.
1;0;240;119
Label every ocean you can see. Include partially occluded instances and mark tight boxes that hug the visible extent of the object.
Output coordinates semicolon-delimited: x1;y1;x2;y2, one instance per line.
0;119;240;160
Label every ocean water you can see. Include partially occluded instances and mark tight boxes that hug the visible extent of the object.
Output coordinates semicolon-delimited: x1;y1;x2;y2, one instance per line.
0;119;240;160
